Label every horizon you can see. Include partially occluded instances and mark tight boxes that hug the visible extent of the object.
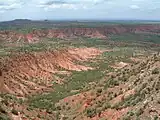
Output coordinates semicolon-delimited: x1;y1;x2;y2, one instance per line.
1;18;160;22
0;0;160;22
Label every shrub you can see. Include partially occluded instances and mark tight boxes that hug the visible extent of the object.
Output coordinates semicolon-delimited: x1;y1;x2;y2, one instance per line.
55;111;60;120
85;108;96;118
103;102;111;109
62;116;69;120
154;115;159;120
56;105;61;111
67;106;71;110
96;88;103;97
0;115;10;120
152;68;159;74
127;111;134;116
46;109;52;114
113;93;117;98
0;105;6;114
96;88;103;94
122;115;131;120
11;109;18;115
96;101;103;108
118;90;123;95
135;108;143;116
96;107;103;114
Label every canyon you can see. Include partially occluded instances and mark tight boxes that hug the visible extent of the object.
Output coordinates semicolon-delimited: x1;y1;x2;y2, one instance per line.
0;24;160;43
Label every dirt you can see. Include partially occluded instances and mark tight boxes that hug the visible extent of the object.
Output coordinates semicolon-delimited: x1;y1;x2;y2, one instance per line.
110;89;135;105
55;82;133;120
0;47;102;96
1;24;160;43
0;51;159;120
130;57;146;63
53;53;160;120
111;62;129;69
91;107;130;120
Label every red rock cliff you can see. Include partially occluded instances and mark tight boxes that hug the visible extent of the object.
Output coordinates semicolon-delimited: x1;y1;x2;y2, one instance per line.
0;24;160;43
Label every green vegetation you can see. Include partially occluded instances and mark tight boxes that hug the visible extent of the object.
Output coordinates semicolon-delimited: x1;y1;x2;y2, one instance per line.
28;45;144;110
0;22;160;120
110;33;160;44
0;115;10;120
85;108;97;118
152;68;159;74
29;70;105;109
6;33;157;119
1;20;160;31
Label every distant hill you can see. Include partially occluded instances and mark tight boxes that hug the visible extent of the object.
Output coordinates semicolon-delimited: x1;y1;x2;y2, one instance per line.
0;19;56;30
0;19;33;24
1;19;160;31
11;19;32;23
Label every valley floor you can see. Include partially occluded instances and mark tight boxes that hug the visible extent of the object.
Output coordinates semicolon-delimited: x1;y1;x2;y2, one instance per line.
0;30;160;120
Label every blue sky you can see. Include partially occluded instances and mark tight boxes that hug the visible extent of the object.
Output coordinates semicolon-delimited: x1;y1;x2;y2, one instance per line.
0;0;160;21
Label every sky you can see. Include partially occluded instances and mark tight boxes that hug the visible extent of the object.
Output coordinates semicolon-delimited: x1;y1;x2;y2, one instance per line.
0;0;160;21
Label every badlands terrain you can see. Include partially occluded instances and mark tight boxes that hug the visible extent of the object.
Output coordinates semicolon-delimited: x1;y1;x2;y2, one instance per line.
0;20;160;120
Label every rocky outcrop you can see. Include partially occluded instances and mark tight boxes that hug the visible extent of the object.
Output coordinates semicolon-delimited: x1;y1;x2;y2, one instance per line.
0;48;102;96
0;24;160;43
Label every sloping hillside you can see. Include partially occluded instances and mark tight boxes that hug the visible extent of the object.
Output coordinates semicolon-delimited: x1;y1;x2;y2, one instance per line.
0;22;160;120
54;53;160;120
0;49;159;120
0;48;102;96
1;24;160;43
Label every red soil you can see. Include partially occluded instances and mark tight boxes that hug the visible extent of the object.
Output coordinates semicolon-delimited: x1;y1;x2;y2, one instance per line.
1;24;160;43
0;48;102;96
92;107;130;120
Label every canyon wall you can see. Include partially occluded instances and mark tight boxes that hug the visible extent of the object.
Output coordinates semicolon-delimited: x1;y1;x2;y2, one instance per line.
0;24;160;43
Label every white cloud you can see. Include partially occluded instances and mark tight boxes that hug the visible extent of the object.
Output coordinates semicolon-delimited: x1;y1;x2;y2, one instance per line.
130;5;140;9
41;3;78;10
1;0;160;21
36;0;106;10
0;0;23;11
0;0;107;11
37;0;106;5
0;0;22;4
0;3;22;10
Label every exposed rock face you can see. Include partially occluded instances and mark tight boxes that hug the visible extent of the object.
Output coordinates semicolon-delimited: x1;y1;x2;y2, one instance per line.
30;28;107;39
54;53;160;120
0;48;102;96
0;24;160;43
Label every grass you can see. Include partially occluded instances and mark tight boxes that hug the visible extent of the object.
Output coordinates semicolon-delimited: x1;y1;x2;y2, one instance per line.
28;40;155;111
0;32;159;57
0;114;10;120
28;45;146;112
0;37;107;56
0;37;142;111
29;70;105;110
109;33;160;44
1;21;160;31
0;30;160;120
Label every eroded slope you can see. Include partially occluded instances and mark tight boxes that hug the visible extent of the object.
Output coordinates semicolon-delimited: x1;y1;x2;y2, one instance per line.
54;53;160;120
1;24;160;43
0;48;102;96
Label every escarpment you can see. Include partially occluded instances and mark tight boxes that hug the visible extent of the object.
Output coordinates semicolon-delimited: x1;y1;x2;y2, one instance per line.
0;24;160;43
